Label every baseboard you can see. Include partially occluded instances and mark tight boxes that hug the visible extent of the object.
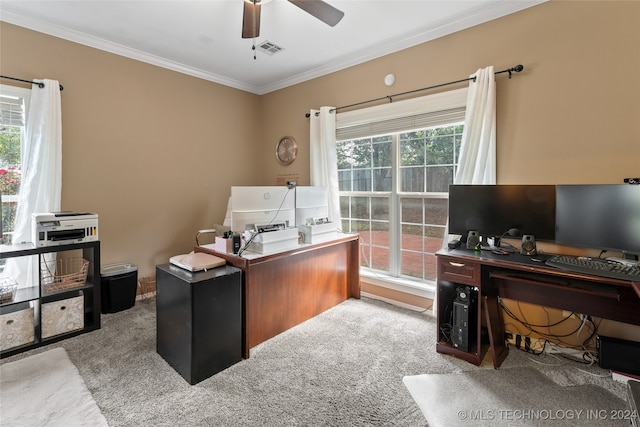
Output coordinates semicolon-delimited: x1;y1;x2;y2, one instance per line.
361;291;433;315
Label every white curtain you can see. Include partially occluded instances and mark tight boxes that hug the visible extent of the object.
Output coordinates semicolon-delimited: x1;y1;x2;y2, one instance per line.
454;66;496;185
309;106;341;226
5;79;63;287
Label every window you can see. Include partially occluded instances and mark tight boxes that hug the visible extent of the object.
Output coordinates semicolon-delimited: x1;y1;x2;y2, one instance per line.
336;89;466;288
0;84;29;245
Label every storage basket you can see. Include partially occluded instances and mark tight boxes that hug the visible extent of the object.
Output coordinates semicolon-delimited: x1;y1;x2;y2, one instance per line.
41;295;84;339
0;306;34;351
0;277;18;303
41;257;90;293
138;276;156;300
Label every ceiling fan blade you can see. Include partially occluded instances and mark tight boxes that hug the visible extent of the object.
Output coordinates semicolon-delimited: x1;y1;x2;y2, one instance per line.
288;0;344;27
242;0;261;39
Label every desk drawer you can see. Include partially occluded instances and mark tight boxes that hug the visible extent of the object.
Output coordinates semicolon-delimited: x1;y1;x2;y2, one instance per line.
438;257;480;285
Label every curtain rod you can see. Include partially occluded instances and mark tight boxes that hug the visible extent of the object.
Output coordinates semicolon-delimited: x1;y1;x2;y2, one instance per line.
0;75;64;91
305;64;523;118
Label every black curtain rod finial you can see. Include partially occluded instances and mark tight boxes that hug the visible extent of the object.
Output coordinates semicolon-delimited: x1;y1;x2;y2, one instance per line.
507;64;524;79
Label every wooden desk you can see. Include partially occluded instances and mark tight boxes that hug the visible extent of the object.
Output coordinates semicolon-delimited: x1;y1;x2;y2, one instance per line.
436;248;640;368
196;234;360;358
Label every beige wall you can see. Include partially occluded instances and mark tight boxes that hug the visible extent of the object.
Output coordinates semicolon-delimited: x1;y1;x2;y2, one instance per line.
1;1;638;338
259;0;639;187
1;22;262;276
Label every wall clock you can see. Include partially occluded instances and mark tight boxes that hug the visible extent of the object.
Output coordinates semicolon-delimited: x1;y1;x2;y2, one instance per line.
276;136;298;165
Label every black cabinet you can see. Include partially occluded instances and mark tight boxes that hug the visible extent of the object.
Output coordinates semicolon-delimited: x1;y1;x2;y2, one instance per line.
156;263;242;385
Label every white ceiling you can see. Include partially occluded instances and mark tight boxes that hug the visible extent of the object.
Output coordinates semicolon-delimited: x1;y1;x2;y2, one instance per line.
0;0;545;95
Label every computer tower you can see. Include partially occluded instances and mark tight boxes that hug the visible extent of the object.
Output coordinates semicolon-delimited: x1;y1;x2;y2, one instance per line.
452;286;477;352
596;335;640;376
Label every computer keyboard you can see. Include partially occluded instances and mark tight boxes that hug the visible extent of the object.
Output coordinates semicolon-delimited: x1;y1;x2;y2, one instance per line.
545;255;640;282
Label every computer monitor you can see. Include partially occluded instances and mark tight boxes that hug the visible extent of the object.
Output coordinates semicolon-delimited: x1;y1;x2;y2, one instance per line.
230;186;295;232
555;184;640;259
448;185;556;241
295;186;329;226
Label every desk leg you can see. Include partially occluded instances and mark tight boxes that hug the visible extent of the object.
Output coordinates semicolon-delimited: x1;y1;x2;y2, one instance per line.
483;294;509;369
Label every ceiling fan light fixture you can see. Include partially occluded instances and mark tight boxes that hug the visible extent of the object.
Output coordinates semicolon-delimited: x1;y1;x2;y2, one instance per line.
242;0;262;38
242;0;344;39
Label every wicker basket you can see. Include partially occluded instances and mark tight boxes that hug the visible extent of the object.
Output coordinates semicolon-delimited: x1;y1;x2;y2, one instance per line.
138;276;156;300
0;277;18;303
41;257;90;293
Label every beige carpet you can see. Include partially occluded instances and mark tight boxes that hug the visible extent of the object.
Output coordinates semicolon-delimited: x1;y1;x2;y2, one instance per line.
404;367;628;427
0;347;108;427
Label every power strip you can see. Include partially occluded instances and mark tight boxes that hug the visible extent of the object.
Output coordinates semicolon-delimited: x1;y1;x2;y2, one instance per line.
505;331;594;359
544;343;585;358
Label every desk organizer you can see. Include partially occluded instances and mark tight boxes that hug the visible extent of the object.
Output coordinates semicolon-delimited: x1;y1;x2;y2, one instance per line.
246;228;299;253
297;223;339;244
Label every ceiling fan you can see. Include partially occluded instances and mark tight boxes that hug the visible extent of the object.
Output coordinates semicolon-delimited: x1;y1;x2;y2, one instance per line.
242;0;345;39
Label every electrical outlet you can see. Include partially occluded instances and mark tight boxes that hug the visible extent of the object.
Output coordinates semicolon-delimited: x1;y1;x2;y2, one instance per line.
504;331;545;353
505;331;517;347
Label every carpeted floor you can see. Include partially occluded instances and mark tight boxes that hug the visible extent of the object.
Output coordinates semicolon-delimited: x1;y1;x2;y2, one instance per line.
0;297;630;426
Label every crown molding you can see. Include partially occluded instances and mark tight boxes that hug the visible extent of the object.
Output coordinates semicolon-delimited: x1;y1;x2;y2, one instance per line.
1;1;546;95
0;10;258;93
257;0;546;94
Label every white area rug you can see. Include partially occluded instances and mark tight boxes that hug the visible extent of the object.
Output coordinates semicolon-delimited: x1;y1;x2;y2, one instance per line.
0;347;108;427
403;367;627;427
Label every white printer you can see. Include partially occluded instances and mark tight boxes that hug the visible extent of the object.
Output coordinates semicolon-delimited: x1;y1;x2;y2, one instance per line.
32;212;98;247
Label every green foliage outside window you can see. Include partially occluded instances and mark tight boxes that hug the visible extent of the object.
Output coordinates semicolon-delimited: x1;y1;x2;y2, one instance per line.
0;126;22;242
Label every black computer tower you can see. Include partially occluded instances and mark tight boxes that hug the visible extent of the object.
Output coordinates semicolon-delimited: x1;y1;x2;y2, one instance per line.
452;286;477;352
597;335;640;376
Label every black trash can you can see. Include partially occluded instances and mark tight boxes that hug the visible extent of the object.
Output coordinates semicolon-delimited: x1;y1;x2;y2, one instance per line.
101;263;138;314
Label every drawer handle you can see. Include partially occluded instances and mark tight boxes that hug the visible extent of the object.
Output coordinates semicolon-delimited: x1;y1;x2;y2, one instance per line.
448;262;465;267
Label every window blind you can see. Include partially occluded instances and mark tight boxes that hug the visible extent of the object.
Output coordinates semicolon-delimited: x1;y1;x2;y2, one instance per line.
336;87;467;140
0;95;25;127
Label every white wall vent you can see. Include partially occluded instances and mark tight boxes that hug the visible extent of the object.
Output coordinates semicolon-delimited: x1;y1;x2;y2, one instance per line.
257;41;283;56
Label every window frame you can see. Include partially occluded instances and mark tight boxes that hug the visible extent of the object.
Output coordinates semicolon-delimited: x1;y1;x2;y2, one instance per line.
336;89;467;294
0;84;30;243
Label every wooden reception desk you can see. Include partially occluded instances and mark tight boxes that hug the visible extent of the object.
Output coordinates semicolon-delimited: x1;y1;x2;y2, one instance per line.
196;234;360;358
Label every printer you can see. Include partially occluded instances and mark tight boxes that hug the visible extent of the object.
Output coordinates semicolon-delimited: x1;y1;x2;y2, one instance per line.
32;212;99;247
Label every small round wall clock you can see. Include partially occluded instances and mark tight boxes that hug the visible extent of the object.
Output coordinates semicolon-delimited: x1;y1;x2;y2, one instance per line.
276;136;298;165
